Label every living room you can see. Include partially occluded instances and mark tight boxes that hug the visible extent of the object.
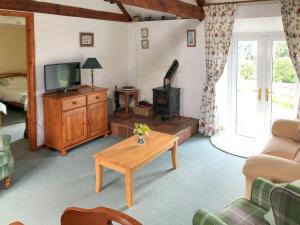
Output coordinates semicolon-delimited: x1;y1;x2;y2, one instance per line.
0;0;300;225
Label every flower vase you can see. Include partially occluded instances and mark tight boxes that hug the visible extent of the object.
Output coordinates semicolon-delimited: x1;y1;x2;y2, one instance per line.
138;135;145;145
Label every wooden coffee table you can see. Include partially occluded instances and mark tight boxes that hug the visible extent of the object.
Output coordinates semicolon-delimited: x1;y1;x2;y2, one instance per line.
93;131;179;208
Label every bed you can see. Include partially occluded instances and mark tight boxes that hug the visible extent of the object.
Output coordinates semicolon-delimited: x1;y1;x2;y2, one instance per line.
0;73;28;111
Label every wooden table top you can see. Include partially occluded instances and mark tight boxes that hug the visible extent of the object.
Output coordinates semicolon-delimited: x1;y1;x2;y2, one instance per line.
93;131;178;172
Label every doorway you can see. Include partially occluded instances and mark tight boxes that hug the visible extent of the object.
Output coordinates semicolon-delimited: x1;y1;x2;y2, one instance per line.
212;32;298;157
231;33;298;138
0;10;37;151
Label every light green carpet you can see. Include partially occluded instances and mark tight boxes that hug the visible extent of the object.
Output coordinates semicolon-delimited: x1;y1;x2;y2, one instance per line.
0;134;245;225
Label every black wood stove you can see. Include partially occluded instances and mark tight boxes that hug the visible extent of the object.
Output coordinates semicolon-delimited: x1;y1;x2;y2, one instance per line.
153;60;180;122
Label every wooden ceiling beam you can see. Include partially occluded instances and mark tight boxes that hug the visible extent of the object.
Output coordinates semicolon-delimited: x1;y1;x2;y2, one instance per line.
0;0;130;22
196;0;206;7
116;3;132;21
114;0;205;20
206;0;276;5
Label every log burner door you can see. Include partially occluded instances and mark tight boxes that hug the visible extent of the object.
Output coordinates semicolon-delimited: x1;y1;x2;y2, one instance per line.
154;92;169;114
156;95;169;106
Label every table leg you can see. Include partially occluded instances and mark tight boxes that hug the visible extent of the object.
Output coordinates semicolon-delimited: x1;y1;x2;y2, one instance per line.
171;140;178;169
95;159;103;193
125;170;133;208
125;94;129;113
3;176;11;189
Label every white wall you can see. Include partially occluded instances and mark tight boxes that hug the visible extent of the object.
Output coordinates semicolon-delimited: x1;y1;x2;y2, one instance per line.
128;20;206;119
34;14;128;145
127;2;282;119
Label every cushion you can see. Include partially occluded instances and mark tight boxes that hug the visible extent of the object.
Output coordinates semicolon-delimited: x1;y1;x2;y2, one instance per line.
292;126;300;143
0;151;10;167
217;199;269;225
0;78;10;87
264;180;300;225
292;147;300;163
251;178;278;211
0;135;3;149
264;210;275;225
262;136;300;160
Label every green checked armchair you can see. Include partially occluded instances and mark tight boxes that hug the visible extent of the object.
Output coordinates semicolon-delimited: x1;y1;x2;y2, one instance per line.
0;135;14;189
193;178;300;225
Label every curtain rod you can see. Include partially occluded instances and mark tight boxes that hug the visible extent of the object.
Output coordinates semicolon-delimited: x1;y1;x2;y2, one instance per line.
205;0;277;6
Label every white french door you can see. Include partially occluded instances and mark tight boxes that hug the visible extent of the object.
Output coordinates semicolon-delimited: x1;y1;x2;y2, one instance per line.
221;33;299;138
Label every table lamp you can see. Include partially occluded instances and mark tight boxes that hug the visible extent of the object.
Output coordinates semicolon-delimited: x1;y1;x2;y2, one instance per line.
82;58;103;88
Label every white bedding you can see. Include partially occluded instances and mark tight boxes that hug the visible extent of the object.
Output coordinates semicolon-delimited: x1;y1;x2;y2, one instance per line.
0;76;28;110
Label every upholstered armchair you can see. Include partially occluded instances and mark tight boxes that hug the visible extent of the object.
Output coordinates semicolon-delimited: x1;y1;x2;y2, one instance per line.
243;119;300;198
0;135;14;189
193;178;300;225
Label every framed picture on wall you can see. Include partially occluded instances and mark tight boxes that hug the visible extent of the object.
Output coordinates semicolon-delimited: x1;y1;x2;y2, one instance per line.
141;28;148;38
141;39;149;49
80;32;94;47
187;30;196;47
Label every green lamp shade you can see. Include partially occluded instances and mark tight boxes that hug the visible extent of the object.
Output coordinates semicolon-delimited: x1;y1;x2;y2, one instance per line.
82;58;102;69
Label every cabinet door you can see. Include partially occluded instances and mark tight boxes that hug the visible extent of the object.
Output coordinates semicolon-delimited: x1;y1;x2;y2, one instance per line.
62;107;87;147
87;102;108;138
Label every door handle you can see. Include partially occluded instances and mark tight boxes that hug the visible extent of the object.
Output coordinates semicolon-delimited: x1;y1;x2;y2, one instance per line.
265;88;273;102
253;88;262;101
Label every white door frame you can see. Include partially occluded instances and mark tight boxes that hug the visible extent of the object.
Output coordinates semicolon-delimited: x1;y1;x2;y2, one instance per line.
225;32;287;137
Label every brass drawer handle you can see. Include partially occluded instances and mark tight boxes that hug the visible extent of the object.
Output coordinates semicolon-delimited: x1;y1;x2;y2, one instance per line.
96;96;100;100
72;101;77;105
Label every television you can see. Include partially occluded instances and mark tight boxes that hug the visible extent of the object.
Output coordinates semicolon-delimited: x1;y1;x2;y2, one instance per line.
44;62;81;92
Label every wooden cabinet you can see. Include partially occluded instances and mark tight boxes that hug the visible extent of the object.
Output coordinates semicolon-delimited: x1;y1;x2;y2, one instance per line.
43;87;109;156
87;102;107;138
62;107;88;147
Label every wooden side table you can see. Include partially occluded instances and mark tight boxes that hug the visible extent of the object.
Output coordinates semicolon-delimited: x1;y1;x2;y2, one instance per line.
115;89;139;113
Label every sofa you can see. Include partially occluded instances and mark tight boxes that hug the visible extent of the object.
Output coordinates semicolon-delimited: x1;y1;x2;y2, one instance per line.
0;135;14;189
243;119;300;198
193;178;300;225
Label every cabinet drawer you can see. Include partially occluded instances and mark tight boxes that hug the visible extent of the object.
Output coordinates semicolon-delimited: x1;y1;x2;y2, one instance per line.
62;96;86;111
87;92;107;105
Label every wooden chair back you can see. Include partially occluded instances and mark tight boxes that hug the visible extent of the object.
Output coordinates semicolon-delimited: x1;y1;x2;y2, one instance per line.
61;207;142;225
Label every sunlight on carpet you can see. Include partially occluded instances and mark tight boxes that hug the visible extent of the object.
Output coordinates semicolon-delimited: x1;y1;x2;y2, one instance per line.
210;132;266;158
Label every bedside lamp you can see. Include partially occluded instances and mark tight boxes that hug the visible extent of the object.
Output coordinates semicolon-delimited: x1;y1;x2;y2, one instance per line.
82;58;103;88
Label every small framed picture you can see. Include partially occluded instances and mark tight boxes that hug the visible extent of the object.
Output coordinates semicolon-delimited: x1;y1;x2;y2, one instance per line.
141;28;148;38
187;30;196;47
80;32;94;47
141;39;149;49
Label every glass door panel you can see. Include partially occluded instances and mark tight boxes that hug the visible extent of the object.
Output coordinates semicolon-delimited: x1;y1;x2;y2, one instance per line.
270;41;298;124
236;41;259;137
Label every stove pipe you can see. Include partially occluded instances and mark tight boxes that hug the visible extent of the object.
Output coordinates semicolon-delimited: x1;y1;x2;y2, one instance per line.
163;60;179;89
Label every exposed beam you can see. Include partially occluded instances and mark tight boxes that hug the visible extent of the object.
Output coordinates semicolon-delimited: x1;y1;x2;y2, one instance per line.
195;0;205;21
116;3;132;21
114;0;205;20
0;0;130;22
206;0;276;6
196;0;206;7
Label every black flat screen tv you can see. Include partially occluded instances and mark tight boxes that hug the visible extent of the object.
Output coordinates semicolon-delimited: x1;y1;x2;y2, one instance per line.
44;62;81;92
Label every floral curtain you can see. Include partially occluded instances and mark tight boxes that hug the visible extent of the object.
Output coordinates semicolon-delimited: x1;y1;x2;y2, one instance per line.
280;0;300;118
199;4;236;136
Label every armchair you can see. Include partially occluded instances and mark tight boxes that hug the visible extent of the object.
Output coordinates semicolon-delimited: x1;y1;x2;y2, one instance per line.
193;178;300;225
0;135;14;189
243;119;300;198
